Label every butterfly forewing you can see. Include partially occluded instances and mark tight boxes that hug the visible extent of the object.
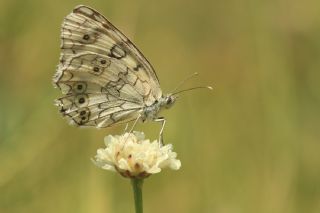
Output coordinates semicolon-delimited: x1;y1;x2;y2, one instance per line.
54;5;162;128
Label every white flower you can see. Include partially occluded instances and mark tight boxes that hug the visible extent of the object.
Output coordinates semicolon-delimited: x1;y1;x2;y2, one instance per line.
92;131;181;178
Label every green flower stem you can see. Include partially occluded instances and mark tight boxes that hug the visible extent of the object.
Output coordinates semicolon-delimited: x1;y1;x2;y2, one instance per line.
131;178;144;213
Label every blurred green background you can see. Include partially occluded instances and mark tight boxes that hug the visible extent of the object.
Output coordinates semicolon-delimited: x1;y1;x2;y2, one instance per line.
1;0;320;212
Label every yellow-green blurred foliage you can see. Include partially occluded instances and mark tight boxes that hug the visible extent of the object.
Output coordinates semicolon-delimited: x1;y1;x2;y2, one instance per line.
1;0;320;212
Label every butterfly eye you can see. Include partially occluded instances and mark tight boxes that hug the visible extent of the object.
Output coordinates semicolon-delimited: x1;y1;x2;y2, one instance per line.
165;96;175;108
73;82;87;94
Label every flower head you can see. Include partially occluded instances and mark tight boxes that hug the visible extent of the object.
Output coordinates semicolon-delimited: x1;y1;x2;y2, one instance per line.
92;131;181;178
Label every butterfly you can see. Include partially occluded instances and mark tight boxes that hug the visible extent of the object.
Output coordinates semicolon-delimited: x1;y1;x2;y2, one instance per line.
53;5;211;142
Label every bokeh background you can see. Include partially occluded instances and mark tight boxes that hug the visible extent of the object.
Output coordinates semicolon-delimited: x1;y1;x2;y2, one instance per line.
1;0;320;212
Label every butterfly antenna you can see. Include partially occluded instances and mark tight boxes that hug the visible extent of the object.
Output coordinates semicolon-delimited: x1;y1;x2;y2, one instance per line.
170;72;199;94
172;86;213;96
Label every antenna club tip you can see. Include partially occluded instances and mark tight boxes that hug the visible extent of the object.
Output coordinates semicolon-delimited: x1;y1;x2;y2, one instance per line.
207;86;213;90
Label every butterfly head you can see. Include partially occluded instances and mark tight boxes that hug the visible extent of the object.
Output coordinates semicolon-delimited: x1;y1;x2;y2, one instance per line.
163;94;176;109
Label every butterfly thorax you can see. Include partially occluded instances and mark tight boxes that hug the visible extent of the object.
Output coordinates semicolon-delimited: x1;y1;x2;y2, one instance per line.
141;95;176;122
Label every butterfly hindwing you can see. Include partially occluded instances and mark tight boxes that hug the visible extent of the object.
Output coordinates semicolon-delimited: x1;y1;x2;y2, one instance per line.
55;94;142;128
53;5;162;127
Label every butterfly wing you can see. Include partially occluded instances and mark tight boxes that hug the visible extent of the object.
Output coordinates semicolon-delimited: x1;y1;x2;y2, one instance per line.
53;5;162;128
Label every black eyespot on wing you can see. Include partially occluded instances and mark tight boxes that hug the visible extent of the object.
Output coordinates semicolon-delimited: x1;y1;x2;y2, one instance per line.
73;82;87;94
74;94;89;107
75;107;91;125
93;67;100;72
79;31;99;44
89;57;111;76
97;58;111;67
83;34;90;40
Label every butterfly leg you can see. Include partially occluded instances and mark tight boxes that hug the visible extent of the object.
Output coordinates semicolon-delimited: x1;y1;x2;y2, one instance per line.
123;123;129;134
122;115;141;146
123;123;129;135
128;114;141;134
154;117;166;146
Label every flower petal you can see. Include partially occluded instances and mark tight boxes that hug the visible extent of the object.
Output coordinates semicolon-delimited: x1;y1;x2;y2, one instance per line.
92;132;181;178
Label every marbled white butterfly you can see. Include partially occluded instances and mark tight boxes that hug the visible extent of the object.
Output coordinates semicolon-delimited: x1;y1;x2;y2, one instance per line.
53;5;211;142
